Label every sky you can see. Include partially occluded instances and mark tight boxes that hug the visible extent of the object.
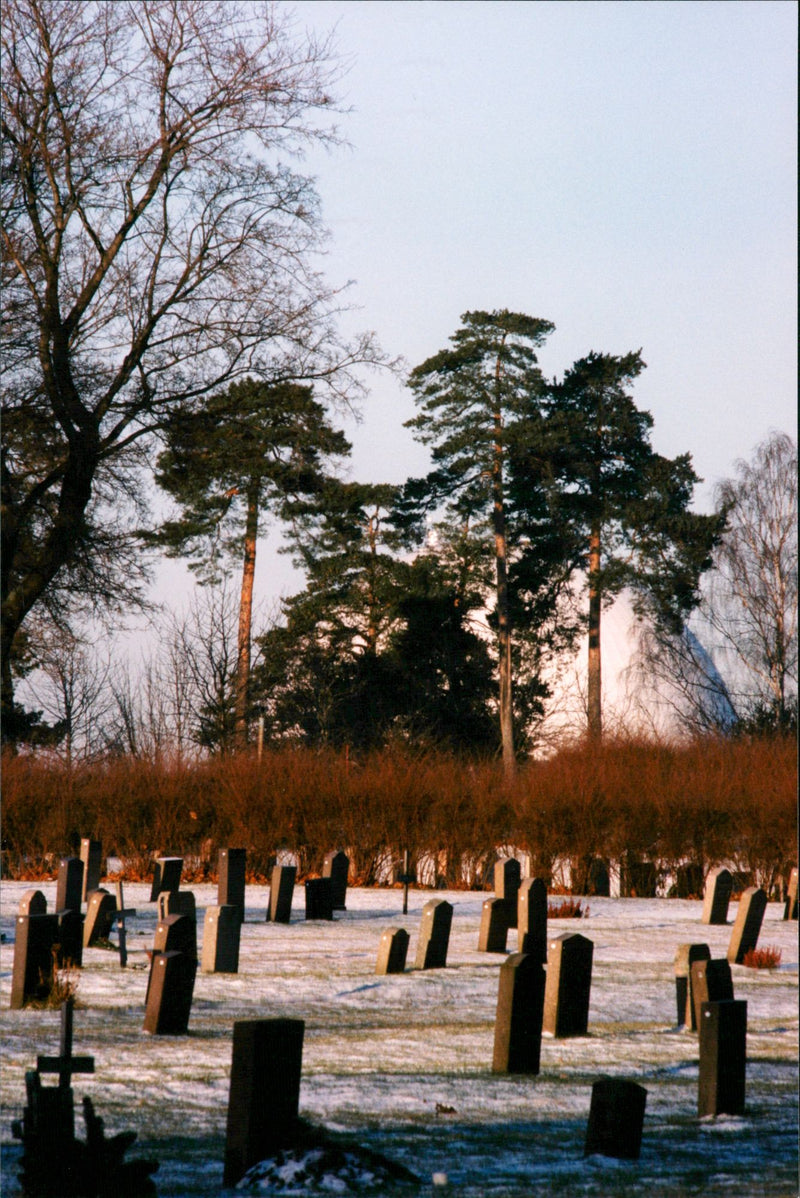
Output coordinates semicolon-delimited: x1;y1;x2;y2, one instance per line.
141;0;799;624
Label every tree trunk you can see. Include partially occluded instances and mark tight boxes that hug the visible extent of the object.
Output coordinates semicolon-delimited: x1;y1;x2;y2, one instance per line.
587;521;602;740
493;360;515;775
234;482;259;747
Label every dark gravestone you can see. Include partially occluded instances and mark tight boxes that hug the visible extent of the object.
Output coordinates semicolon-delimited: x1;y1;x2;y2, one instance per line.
201;905;241;974
673;943;710;1028
79;839;102;902
114;880;135;969
690;958;734;1033
19;890;47;916
584;1079;647;1160
56;910;84;969
676;863;703;899
701;867;733;925
218;848;247;922
322;851;350;910
304;877;334;921
224;1018;305;1187
587;859;610;898
494;858;521;928
543;932;593;1038
156;889;196;922
727;887;767;964
154;912;197;961
477;898;510;953
55;859;84;914
268;864;296;923
621;858;657;898
492;952;545;1074
518;877;547;961
142;950;196;1035
375;928;409;975
149;857;183;901
785;867;799;920
82;890;116;948
698;1000;747;1117
10;914;59;1009
415;899;453;970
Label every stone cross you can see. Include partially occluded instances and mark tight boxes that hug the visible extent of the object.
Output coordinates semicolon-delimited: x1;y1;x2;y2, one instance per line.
701;867;733;925
584;1079;647;1159
727;887;767;964
398;850;416;916
492;952;545;1074
36;999;94;1092
698;999;747;1116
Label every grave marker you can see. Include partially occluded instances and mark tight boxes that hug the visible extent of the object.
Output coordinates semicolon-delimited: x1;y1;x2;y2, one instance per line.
698;999;747;1117
55;859;84;914
784;867;798;920
690;958;734;1033
19;890;47;916
37;999;94;1092
156;889;197;922
492;952;545;1074
375;928;409;975
477;898;510;953
494;858;521;928
149;856;183;900
587;859;611;897
114;880;136;968
56;910;83;969
218;848;247;922
268;864;296;923
142;950;197;1035
584;1079;647;1160
201;905;241;974
701;867;733;925
673;942;710;1028
10;914;59;1008
304;877;334;921
518;877;547;961
223;1018;305;1187
543;932;593;1037
82;890;116;948
398;850;416;916
79;839;102;902
727;887;767;964
322;851;350;910
415;899;453;970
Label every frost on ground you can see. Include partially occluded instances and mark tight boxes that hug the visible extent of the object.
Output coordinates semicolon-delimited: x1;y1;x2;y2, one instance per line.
0;883;797;1197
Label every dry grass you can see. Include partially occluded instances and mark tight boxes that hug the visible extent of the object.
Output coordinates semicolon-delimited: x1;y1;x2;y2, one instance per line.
742;945;783;969
548;898;588;918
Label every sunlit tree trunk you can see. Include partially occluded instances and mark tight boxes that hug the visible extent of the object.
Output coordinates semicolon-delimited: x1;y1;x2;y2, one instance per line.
234;482;259;747
493;356;516;776
587;521;602;741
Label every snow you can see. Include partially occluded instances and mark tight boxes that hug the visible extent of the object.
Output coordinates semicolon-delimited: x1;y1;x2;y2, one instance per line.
1;882;797;1196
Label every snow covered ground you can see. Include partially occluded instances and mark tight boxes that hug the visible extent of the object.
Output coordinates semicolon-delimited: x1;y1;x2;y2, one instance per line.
1;882;797;1196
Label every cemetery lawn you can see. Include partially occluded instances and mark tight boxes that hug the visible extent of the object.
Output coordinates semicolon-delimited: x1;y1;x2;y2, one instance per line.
1;884;797;1197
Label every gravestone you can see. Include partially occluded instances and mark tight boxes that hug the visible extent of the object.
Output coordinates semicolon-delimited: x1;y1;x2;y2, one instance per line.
494;858;521;928
701;867;733;925
690;958;734;1033
584;1079;647;1159
149;857;183;901
223;1018;305;1187
79;839;102;902
518;877;548;961
10;914;59;1008
621;857;657;898
586;859;611;897
142;950;196;1035
114;880;136;969
492;952;545;1074
322;851;350;910
415;899;453;970
477;898;510;953
55;859;84;914
19;890;47;916
156;889;197;922
542;932;593;1037
82;890;116;948
675;863;703;899
304;877;334;920
784;867;798;920
375;928;409;975
727;887;767;964
201;905;241;974
698;999;747;1117
56;909;84;969
673;942;710;1028
268;864;296;923
218;848;247;922
153;912;197;961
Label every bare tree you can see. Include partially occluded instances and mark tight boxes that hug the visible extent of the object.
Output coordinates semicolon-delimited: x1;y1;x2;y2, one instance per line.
1;0;381;733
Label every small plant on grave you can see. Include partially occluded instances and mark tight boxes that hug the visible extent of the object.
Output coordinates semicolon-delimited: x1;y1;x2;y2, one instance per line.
742;945;783;969
31;947;79;1009
548;898;589;919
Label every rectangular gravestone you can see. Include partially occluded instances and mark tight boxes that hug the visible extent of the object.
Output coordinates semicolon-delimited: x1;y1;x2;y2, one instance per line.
690;958;734;1033
10;914;59;1008
56;909;84;969
727;887;767;964
153;912;197;962
143;950;196;1034
157;889;197;923
492;952;545;1074
322;851;349;910
518;877;548;961
218;848;247;922
149;856;183;901
543;932;593;1037
19;889;47;916
785;867;798;920
415;899;453;970
375;928;409;975
304;877;333;920
494;858;521;928
698;999;747;1117
584;1079;647;1159
201;905;242;974
79;839;102;902
55;859;84;914
223;1018;305;1187
268;864;296;923
701;867;733;925
82;890;116;947
477;898;510;953
673;943;710;1028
